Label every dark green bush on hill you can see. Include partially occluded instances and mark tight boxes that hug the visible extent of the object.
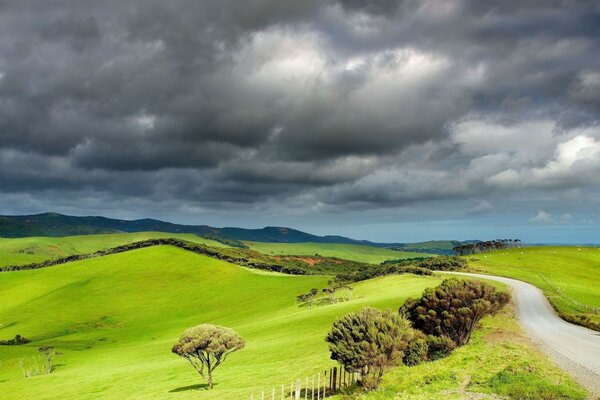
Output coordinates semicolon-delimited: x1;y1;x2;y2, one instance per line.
0;334;30;346
416;256;466;271
400;279;510;346
325;308;418;390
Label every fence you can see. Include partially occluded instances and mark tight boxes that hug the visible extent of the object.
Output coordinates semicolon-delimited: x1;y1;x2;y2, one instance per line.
249;366;358;400
539;274;600;314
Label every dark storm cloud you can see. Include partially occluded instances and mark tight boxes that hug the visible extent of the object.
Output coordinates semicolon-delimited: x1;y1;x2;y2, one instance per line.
0;0;599;221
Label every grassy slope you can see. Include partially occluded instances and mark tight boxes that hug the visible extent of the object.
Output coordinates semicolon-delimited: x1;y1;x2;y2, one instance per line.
245;242;432;264
0;232;227;268
467;246;600;326
0;246;440;400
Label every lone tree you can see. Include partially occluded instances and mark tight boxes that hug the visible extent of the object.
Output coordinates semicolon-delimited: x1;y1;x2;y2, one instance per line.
325;308;417;390
400;279;510;346
171;324;245;389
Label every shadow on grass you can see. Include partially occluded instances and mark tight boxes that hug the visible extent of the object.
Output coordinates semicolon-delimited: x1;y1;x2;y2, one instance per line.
169;383;210;392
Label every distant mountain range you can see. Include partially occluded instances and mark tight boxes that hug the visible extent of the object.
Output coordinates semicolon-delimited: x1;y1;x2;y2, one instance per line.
0;212;467;254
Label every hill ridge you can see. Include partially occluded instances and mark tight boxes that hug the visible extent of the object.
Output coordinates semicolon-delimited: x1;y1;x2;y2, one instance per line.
0;212;464;254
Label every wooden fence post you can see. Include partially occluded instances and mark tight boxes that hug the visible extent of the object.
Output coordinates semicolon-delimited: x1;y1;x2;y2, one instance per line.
317;372;320;399
305;377;308;400
332;367;337;393
295;379;301;400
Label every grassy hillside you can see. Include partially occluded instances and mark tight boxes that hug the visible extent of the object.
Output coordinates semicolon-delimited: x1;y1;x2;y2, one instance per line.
245;242;432;264
0;245;440;400
389;240;465;255
0;232;227;268
468;246;600;329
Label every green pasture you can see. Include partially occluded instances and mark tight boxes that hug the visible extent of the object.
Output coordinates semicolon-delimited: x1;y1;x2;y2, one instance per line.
244;242;432;264
0;232;227;268
468;246;600;326
0;245;439;399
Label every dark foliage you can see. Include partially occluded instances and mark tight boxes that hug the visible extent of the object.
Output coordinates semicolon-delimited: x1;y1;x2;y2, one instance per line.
400;279;510;346
424;334;457;360
453;239;522;256
326;308;417;390
0;334;31;346
402;331;428;366
335;264;432;284
416;256;466;271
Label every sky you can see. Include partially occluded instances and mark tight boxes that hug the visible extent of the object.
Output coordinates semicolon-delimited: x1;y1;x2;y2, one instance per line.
0;0;599;243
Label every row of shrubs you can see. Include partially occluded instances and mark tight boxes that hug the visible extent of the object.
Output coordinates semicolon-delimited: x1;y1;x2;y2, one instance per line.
0;334;30;346
333;256;466;283
0;238;307;275
326;278;510;390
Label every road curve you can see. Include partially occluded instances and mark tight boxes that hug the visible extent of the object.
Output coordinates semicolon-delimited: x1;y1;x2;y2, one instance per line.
442;271;600;396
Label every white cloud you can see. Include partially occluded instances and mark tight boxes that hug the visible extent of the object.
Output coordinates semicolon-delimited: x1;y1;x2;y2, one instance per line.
530;210;553;223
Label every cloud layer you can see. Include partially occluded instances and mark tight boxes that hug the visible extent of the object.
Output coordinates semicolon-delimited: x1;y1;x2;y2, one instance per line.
0;0;599;239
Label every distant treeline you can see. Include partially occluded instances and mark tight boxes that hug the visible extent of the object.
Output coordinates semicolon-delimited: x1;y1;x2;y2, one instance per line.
453;239;522;256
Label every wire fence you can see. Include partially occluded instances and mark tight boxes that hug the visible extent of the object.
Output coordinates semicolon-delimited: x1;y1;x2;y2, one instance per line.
249;366;358;400
539;274;599;314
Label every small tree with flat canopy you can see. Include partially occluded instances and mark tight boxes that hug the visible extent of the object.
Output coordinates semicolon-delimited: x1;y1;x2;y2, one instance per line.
171;324;245;389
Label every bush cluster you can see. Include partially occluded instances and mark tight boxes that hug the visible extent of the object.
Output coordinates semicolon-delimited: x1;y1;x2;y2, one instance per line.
0;334;30;346
326;278;509;391
415;256;467;271
400;278;510;346
335;264;432;283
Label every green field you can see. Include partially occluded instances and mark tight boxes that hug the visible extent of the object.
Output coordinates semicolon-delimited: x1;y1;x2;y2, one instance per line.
0;232;227;268
467;246;600;327
0;245;442;399
245;242;432;264
0;243;587;399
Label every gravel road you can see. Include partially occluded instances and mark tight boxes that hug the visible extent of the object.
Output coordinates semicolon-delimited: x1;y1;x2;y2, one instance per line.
444;271;600;397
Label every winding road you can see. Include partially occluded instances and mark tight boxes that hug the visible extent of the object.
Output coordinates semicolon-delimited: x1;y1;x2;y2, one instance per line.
444;272;600;396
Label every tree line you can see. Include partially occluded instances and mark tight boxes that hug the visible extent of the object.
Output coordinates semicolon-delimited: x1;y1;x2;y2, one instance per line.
453;239;522;256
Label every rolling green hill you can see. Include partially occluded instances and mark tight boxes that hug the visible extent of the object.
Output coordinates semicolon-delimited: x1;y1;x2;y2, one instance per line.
0;244;585;399
467;246;600;329
0;232;227;268
0;245;440;399
245;242;432;264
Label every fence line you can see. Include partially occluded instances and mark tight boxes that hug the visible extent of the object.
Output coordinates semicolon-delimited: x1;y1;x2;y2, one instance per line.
539;274;599;314
249;366;358;400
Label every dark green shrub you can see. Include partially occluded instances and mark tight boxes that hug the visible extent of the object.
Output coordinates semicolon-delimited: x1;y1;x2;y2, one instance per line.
416;256;466;271
425;335;456;360
403;333;428;366
400;279;510;346
326;308;417;390
0;334;31;346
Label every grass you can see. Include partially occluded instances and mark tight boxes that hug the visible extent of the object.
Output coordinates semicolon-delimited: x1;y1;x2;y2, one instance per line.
0;245;440;400
467;246;600;328
0;243;588;399
0;232;227;268
244;242;432;264
330;302;586;400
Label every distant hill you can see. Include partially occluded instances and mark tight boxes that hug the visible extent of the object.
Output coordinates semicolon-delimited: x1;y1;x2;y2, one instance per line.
0;212;467;253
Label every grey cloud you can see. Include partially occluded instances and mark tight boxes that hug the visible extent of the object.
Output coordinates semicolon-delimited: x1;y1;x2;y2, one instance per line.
0;0;599;221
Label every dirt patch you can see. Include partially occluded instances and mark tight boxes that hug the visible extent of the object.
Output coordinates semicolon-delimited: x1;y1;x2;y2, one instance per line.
484;331;530;346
